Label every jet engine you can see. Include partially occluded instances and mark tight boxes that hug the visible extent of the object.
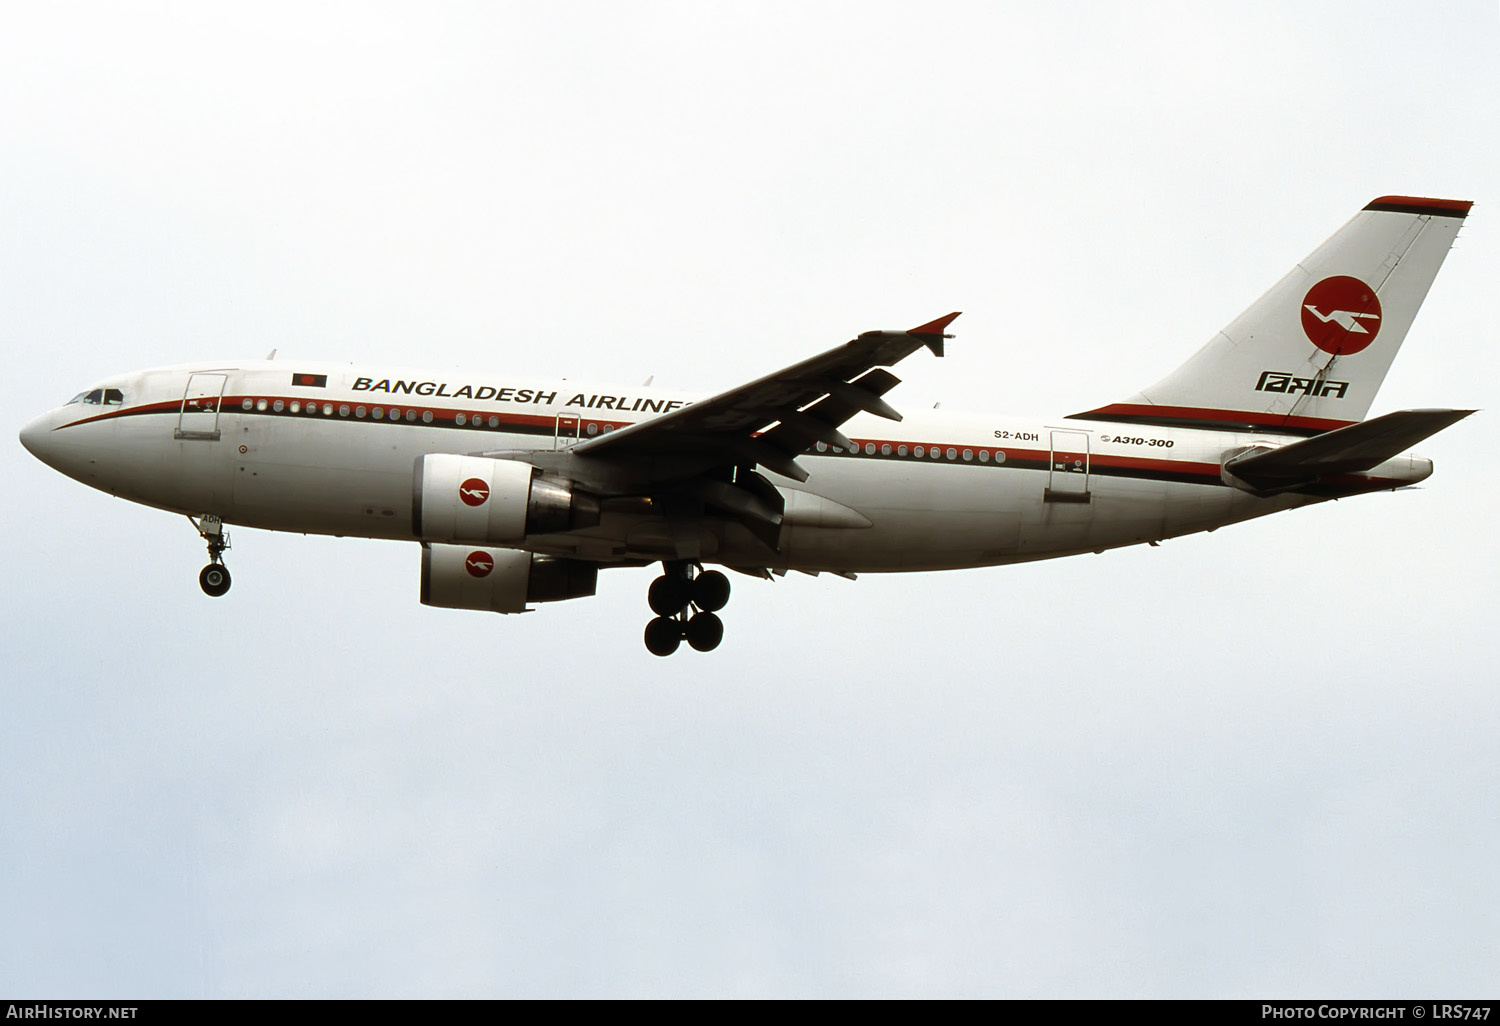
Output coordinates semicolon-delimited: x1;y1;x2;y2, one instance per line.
413;453;599;544
420;543;599;614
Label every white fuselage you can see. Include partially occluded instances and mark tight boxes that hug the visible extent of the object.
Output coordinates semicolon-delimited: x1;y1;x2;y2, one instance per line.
22;360;1427;573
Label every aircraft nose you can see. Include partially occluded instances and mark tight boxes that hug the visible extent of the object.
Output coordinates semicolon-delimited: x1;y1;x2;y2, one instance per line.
19;411;58;465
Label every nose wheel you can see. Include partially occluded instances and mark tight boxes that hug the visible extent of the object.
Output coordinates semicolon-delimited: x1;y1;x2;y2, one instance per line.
189;514;233;598
643;563;731;655
199;563;232;597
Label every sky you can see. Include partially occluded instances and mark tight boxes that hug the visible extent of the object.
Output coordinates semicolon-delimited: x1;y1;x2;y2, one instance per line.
3;0;1498;999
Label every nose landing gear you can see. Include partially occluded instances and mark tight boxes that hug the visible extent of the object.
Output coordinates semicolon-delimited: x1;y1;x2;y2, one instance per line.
643;563;731;656
190;515;232;598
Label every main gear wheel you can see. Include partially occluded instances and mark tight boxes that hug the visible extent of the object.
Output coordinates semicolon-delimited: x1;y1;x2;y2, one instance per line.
642;562;733;655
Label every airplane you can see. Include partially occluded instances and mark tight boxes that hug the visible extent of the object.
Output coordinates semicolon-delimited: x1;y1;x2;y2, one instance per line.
19;195;1475;655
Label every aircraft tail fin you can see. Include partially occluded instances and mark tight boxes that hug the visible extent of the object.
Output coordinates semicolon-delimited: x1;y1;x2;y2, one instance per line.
1071;197;1472;436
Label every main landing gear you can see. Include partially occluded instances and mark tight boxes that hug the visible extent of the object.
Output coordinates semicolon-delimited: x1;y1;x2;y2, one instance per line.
190;515;232;598
643;562;731;656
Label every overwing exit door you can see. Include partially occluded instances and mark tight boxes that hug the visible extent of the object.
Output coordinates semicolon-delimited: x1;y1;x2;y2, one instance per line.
554;413;581;449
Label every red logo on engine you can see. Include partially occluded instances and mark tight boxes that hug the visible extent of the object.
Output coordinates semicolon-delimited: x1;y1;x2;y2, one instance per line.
1301;276;1382;356
459;477;490;506
465;551;494;578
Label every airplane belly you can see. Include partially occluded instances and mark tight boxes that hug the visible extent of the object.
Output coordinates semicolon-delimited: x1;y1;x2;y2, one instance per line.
762;460;1247;572
223;415;416;537
770;460;1026;572
1016;475;1177;555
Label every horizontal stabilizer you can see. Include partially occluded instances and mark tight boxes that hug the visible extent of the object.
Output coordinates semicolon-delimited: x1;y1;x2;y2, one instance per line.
1225;408;1473;489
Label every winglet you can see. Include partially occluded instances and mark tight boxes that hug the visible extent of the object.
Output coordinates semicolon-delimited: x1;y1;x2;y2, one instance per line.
908;311;961;357
909;311;961;335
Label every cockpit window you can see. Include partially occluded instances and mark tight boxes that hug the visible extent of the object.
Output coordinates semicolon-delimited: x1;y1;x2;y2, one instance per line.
65;388;125;406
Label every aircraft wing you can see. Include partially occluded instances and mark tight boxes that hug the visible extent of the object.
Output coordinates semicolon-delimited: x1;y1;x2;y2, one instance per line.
567;313;959;485
1224;408;1474;489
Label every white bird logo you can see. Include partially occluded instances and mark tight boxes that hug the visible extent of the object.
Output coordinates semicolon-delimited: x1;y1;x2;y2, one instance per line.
1303;305;1381;334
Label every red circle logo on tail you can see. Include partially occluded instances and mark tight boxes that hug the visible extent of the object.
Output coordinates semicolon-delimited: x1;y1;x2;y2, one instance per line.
1301;276;1382;355
465;551;494;578
459;477;490;506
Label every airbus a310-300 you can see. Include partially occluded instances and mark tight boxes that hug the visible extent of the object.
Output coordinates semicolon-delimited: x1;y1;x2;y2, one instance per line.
20;196;1475;655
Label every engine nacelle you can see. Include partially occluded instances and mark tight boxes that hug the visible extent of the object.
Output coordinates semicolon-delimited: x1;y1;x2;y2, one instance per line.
420;543;599;614
412;453;599;544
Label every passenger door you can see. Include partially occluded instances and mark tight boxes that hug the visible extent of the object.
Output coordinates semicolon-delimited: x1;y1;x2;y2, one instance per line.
1045;429;1091;503
176;373;228;441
